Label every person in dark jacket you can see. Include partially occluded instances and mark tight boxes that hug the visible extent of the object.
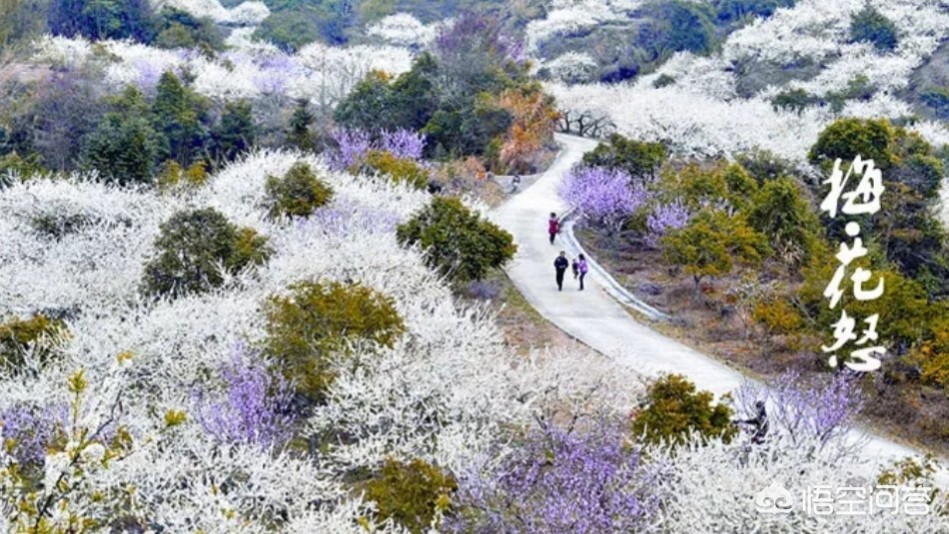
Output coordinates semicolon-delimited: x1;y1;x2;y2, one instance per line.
735;400;769;445
571;257;580;279
554;251;569;291
548;212;559;244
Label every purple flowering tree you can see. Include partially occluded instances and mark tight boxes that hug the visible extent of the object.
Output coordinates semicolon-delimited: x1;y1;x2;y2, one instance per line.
380;129;427;161
734;370;864;452
447;420;660;534
194;347;294;449
328;129;372;171
0;403;67;466
329;128;426;170
645;200;691;249
560;166;647;236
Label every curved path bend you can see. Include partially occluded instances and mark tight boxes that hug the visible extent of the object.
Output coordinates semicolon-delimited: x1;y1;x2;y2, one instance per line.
490;133;943;482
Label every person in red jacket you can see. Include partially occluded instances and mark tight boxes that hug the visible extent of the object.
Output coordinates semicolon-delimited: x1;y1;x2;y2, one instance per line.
548;212;559;244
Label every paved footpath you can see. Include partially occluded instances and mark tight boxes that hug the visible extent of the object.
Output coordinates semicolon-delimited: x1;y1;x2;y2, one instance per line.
490;133;945;483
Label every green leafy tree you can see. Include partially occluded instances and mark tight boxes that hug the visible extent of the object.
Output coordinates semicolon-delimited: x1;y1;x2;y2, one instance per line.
0;152;47;185
397;197;517;284
253;1;355;51
735;148;796;185
360;151;429;190
771;88;818;114
919;86;949;119
891;153;945;199
747;177;822;266
663;209;769;292
850;4;898;51
659;162;756;211
263;280;405;404
212;99;255;164
334;55;440;135
81;114;160;186
48;0;154;41
363;458;456;533
152;7;224;52
264;161;334;219
333;71;394;133
0;314;67;372
631;374;736;446
287;98;315;151
0;0;47;50
714;0;795;23
151;70;211;166
647;0;718;56
582;133;667;182
253;8;321;51
807;117;894;170
142;208;271;298
387;53;440;132
421;98;512;159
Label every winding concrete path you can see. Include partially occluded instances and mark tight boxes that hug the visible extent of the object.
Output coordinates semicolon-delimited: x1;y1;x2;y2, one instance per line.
490;133;944;482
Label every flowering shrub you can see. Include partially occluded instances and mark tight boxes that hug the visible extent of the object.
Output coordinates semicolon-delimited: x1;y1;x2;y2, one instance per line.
379;129;427;161
264;161;334;219
142;207;272;298
0;149;643;530
734;370;864;451
329;129;373;171
645;200;691;249
560;166;647;235
329;128;427;172
194;346;294;448
449;420;660;534
0;403;66;466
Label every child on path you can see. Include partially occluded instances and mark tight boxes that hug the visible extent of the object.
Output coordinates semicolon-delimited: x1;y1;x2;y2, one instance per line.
553;251;569;291
577;254;589;291
548;212;559;244
571;258;579;279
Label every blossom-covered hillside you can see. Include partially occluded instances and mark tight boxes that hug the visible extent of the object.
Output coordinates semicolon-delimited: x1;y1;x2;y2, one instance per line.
546;0;949;166
0;149;644;531
3;0;949;531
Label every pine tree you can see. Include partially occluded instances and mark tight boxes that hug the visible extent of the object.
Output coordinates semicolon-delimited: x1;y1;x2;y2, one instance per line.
152;70;210;166
287;99;315;151
212;100;255;164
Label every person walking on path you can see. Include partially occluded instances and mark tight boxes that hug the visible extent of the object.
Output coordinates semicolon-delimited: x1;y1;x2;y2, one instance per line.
571;257;580;279
577;254;590;291
548;212;559;244
554;251;569;291
577;254;589;291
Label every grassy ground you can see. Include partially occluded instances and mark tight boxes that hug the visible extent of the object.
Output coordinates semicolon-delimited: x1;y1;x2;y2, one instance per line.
575;225;949;457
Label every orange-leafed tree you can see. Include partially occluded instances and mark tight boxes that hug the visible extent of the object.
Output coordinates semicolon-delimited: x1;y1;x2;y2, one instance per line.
497;84;559;173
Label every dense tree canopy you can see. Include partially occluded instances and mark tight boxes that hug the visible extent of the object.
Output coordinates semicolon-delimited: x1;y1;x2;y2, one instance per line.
397;196;516;283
